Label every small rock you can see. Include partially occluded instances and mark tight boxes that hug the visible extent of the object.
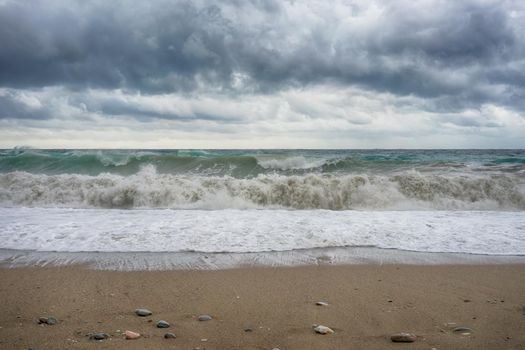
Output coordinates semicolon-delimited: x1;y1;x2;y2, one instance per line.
463;299;471;303
135;308;152;317
452;326;473;335
38;316;58;325
89;333;110;340
198;314;212;321
313;325;334;334
125;330;141;339
46;317;58;325
201;338;208;342
316;301;329;306
244;327;253;332
164;332;177;339
157;320;170;328
390;332;417;342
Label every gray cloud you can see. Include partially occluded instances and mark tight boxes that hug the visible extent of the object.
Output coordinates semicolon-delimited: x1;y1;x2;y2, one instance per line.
0;91;50;119
0;0;524;114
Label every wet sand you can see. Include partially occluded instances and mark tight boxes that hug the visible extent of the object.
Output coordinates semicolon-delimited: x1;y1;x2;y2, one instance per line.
0;264;524;349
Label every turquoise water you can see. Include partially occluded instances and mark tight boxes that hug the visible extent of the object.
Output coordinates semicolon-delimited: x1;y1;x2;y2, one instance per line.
0;149;524;209
1;149;524;177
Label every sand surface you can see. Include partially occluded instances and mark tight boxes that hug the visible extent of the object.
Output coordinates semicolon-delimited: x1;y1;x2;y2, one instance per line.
0;264;524;349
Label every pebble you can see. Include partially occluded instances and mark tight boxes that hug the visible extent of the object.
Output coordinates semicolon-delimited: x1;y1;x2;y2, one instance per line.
452;326;473;335
38;316;58;325
198;314;212;321
316;301;329;306
157;320;170;328
390;332;417;342
164;332;177;339
89;333;110;340
125;330;141;339
244;327;253;332
135;308;152;317
313;324;334;334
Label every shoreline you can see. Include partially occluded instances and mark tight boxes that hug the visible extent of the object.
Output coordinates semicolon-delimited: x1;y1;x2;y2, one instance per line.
2;247;525;271
0;264;524;349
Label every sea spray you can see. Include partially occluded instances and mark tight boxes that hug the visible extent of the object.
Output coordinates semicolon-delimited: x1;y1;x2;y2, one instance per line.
0;165;523;210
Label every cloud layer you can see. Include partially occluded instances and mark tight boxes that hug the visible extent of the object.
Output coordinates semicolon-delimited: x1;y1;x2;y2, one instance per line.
1;0;524;148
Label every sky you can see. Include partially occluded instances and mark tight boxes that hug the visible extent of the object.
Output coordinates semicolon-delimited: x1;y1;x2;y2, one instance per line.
0;0;524;149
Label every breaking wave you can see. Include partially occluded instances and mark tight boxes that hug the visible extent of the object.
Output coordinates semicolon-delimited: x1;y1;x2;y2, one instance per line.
2;149;524;177
1;165;523;210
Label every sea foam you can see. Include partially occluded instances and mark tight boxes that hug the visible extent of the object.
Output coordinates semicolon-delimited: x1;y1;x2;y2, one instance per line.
1;208;523;255
0;165;523;210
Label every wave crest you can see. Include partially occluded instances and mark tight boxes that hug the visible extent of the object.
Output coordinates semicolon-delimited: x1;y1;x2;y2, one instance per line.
1;165;523;210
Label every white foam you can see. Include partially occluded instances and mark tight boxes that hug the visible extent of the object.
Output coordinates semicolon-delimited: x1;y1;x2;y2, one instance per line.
1;168;523;210
0;208;523;255
256;156;329;170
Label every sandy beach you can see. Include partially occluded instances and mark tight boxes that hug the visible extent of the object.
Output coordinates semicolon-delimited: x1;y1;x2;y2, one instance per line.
0;264;524;349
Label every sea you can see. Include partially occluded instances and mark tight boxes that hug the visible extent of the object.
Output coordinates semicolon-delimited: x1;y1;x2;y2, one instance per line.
0;148;524;267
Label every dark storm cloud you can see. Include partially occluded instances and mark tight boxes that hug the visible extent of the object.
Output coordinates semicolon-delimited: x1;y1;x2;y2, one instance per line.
0;0;524;112
80;97;243;122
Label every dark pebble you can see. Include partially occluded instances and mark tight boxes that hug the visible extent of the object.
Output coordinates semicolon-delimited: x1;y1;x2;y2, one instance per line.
38;316;58;325
89;333;110;340
135;308;152;317
244;327;253;332
164;332;177;339
391;332;417;343
157;320;170;328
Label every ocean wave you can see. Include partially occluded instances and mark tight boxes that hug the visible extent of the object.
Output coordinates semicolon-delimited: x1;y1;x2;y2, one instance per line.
2;149;525;177
1;165;523;210
256;156;331;170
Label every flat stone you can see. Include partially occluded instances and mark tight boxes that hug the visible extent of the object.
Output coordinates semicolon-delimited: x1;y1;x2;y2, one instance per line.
316;301;329;306
452;326;473;335
391;332;417;342
134;308;152;317
89;333;110;340
198;314;212;321
313;325;334;334
164;332;177;339
125;330;141;339
157;320;170;328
